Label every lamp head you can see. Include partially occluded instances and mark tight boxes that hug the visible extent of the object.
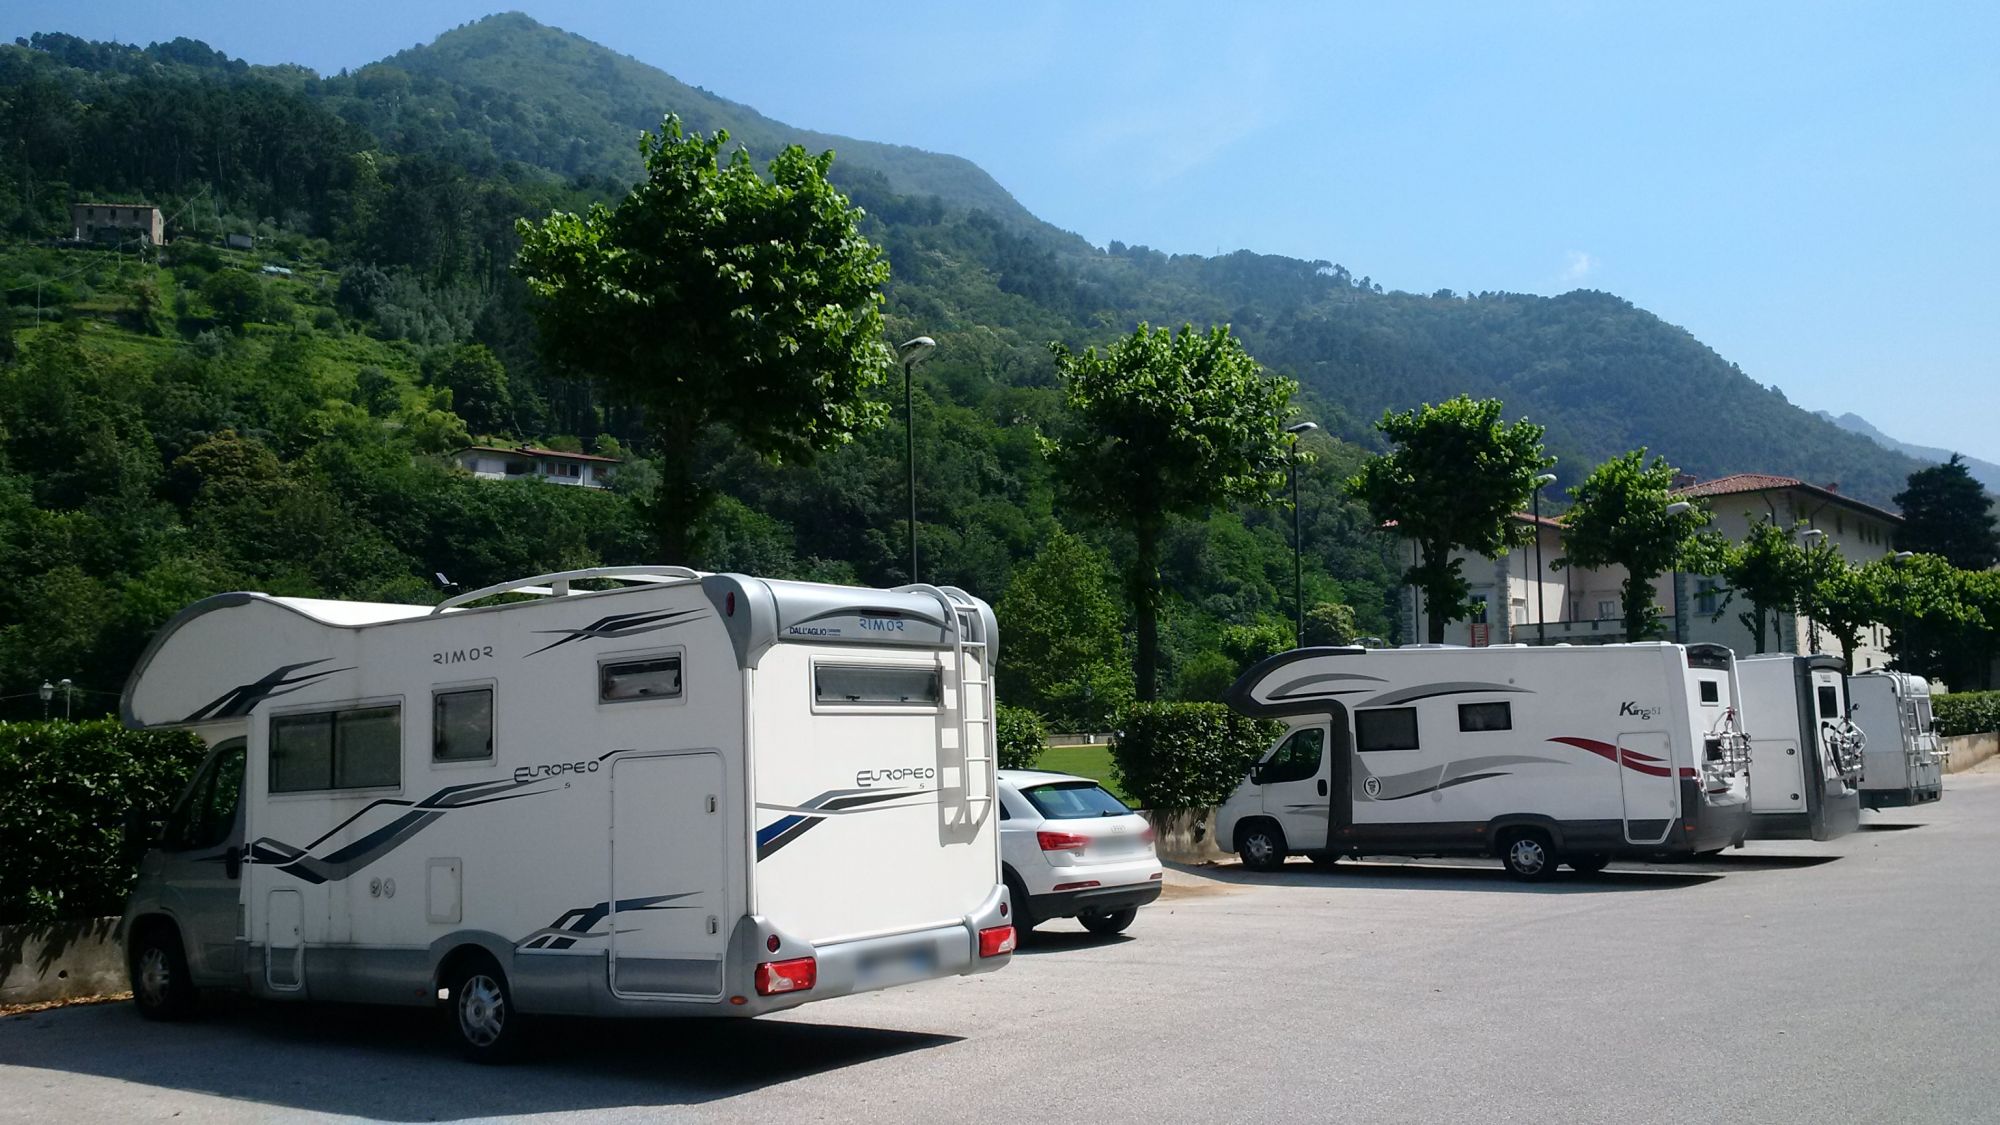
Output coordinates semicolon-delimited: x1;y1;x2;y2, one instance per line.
897;336;937;365
1664;501;1693;517
1532;474;1557;487
1284;421;1319;436
1802;528;1826;544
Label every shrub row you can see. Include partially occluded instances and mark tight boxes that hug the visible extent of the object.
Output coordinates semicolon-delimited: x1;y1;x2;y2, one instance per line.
1111;703;1285;815
996;704;1048;771
0;720;207;926
1934;691;2000;739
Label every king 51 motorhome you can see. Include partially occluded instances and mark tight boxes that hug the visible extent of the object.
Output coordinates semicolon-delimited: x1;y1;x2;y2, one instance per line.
1216;643;1753;880
1736;654;1864;841
1847;670;1945;810
119;567;1013;1059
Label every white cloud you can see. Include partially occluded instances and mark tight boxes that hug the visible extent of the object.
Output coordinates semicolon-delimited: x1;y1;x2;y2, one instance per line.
1560;250;1596;282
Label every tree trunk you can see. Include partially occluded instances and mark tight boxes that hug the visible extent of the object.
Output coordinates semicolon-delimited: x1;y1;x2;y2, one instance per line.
1131;520;1161;702
1622;575;1656;641
649;415;707;566
1422;540;1448;644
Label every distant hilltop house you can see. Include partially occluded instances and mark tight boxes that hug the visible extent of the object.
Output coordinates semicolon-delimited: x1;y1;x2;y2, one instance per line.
452;444;620;489
72;202;164;245
1400;472;1905;667
226;232;256;250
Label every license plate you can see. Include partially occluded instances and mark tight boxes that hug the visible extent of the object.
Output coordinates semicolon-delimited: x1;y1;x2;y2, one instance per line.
855;942;938;988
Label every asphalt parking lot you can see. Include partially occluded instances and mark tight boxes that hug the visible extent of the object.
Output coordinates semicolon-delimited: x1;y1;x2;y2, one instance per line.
5;771;1997;1124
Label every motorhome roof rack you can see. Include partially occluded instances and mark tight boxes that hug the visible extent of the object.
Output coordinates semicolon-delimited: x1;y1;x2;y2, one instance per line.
431;565;707;614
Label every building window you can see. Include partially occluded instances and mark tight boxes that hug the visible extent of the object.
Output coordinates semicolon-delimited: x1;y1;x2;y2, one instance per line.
1597;600;1617;621
1458;702;1512;732
1696;579;1720;615
1469;594;1489;624
600;655;684;703
1356;707;1420;752
270;705;402;793
432;688;494;763
814;663;939;707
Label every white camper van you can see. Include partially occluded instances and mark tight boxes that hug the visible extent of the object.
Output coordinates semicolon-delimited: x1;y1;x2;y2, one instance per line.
1736;653;1864;841
1847;670;1945;810
1217;643;1753;880
119;567;1014;1058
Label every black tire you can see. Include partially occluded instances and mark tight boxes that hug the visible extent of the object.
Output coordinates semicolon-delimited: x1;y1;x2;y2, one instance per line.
1237;821;1288;872
1003;871;1038;932
1308;852;1342;870
1079;906;1138;936
444;953;525;1063
1499;828;1559;882
129;921;198;1021
1568;854;1611;875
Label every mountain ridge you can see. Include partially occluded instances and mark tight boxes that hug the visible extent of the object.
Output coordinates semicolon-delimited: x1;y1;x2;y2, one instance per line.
1816;410;2000;491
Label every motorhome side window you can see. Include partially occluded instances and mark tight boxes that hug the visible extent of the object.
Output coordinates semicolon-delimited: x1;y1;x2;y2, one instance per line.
270;706;401;793
815;663;940;707
600;655;683;703
433;688;494;762
1259;728;1324;783
1355;708;1419;752
1458;702;1511;732
1817;685;1840;719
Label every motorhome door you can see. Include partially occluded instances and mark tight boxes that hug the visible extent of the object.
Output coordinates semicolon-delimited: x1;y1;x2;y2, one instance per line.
152;739;248;981
608;751;728;1001
1616;732;1678;845
1258;724;1331;852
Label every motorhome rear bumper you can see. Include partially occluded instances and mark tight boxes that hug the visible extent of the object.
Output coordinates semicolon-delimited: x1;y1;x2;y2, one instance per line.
1682;794;1751;853
1860;785;1942;810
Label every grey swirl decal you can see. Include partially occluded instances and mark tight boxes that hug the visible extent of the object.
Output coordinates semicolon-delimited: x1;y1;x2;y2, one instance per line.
1353;754;1564;801
756;787;937;860
245;777;558;884
525;607;707;656
183;658;352;722
1267;671;1388;701
1358;681;1532;708
518;893;702;951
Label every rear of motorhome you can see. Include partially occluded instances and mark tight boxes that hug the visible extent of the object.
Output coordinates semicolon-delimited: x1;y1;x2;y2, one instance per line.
1218;643;1753;880
1848;671;1944;809
1736;654;1864;840
120;567;1012;1058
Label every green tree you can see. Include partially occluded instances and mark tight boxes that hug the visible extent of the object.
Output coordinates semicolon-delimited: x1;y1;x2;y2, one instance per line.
995;527;1131;730
1872;553;1981;685
200;269;266;331
1805;548;1883;667
1719;519;1808;654
425;343;512;436
1554;451;1712;640
1045;324;1296;701
515;116;893;563
1894;454;1999;571
1303;601;1359;647
1348;396;1552;643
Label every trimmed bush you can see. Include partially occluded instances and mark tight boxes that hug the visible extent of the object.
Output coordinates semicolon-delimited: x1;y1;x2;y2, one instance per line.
0;720;208;926
996;704;1048;771
1110;702;1284;815
1935;691;2000;738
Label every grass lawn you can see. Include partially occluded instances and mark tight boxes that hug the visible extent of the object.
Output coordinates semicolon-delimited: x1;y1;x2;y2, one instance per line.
1033;743;1127;803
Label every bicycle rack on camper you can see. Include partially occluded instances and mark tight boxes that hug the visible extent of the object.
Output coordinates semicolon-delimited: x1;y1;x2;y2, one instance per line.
1737;653;1865;841
118;567;1012;1058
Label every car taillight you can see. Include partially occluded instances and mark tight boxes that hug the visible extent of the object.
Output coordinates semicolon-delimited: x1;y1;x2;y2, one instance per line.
1052;880;1101;892
1140;825;1157;847
754;956;817;996
1038;830;1088;853
979;925;1016;958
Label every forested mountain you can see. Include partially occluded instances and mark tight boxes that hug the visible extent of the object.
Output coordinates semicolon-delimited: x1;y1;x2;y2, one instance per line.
1817;411;2000;492
0;16;1936;719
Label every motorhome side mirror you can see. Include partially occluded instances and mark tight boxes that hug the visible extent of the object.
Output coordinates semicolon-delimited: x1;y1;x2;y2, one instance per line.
1248;764;1264;785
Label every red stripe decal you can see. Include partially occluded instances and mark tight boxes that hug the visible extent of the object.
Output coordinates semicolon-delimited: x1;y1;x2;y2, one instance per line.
1549;736;1617;761
1550;737;1675;777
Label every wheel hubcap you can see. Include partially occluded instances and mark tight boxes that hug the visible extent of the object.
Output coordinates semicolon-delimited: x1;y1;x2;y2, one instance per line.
458;974;506;1047
1509;839;1546;873
138;947;170;1005
1246;834;1273;861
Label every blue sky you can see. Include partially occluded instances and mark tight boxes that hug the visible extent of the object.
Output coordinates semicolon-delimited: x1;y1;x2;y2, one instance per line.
10;2;1996;461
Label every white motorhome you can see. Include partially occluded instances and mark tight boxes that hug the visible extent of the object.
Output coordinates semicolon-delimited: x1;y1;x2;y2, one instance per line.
119;567;1013;1058
1217;642;1753;880
1847;670;1945;810
1736;654;1864;841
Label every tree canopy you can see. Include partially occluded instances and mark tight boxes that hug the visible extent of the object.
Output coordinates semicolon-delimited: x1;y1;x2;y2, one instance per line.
1555;450;1712;640
1894;454;1998;571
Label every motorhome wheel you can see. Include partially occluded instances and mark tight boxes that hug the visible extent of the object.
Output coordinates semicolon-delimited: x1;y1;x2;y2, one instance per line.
1499;830;1558;882
1237;821;1288;872
129;923;197;1021
1080;907;1137;936
447;956;524;1062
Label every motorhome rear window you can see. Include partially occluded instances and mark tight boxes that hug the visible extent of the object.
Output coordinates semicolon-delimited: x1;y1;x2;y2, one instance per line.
815;664;940;707
1356;708;1420;752
600;656;683;703
1699;681;1720;704
1817;685;1840;718
1458;702;1512;732
270;705;401;793
1021;781;1131;819
433;688;494;762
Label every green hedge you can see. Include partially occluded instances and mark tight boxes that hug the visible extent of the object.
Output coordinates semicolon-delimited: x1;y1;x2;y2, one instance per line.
996;704;1047;771
0;720;208;926
1935;692;2000;738
1110;702;1285;814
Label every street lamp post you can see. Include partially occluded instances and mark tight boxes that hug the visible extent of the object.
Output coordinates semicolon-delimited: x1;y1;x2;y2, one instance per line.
1285;422;1319;648
58;678;73;720
1801;528;1826;654
896;336;937;583
37;680;52;721
1531;471;1557;645
1664;501;1693;643
1887;550;1914;670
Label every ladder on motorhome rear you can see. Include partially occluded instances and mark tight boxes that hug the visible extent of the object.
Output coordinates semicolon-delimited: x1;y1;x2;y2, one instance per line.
897;584;995;826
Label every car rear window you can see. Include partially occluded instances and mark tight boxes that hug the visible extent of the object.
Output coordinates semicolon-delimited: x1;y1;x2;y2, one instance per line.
1020;781;1131;819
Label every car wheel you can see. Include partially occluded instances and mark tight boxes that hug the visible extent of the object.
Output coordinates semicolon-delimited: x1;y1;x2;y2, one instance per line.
1238;821;1288;872
1003;871;1038;932
1080;907;1137;936
1500;829;1559;882
129;923;198;1021
1568;854;1611;875
446;955;524;1063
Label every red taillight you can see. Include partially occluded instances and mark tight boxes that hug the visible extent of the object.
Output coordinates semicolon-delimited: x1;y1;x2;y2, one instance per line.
979;925;1016;958
1052;880;1101;892
754;956;817;996
1140;825;1157;846
1149;871;1164;880
1038;830;1088;853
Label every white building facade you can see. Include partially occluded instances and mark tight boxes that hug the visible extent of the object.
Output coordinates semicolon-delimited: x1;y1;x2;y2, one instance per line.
451;445;620;489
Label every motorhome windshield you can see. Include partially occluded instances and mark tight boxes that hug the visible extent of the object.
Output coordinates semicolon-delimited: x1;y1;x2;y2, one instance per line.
1021;781;1131;819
